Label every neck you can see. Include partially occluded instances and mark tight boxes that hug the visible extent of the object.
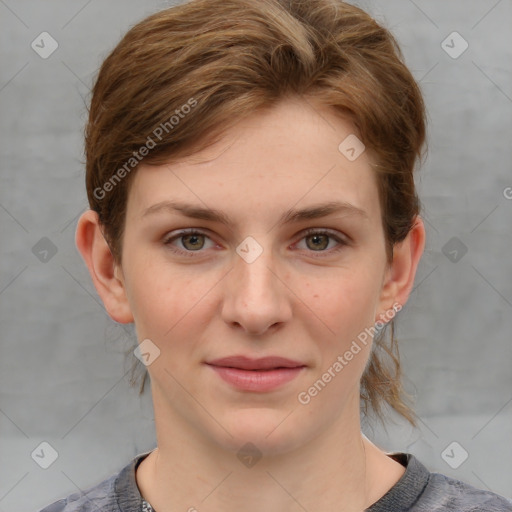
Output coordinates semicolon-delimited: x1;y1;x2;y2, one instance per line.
135;389;389;512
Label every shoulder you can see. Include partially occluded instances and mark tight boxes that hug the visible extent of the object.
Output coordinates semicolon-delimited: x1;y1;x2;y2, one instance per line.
36;451;152;512
37;473;117;512
381;453;512;512
419;470;512;511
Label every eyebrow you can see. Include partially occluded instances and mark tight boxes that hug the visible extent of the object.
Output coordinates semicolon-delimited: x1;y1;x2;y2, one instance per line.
141;200;369;226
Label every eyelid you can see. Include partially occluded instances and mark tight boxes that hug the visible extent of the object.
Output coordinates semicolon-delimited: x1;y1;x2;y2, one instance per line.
299;227;349;244
162;228;216;249
292;228;348;256
162;227;212;243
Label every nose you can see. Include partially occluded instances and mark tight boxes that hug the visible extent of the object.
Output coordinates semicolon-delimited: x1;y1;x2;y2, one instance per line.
221;240;292;336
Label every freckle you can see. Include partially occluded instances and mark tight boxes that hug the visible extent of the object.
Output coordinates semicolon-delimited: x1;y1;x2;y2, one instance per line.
313;294;319;298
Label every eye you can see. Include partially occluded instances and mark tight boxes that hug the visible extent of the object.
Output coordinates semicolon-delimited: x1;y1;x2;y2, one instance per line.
163;228;348;258
295;228;347;255
163;229;216;256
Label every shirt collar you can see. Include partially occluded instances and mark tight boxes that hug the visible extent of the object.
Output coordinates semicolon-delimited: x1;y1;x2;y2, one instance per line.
115;450;153;512
113;450;430;512
366;453;431;511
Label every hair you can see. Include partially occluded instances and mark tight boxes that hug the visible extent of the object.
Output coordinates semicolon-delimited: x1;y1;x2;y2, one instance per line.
84;0;427;427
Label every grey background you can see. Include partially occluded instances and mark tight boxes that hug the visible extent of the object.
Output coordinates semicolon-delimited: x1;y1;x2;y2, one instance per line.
1;0;511;510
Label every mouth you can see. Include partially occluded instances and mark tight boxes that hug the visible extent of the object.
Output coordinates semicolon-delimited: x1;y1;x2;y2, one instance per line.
205;356;307;392
205;355;306;371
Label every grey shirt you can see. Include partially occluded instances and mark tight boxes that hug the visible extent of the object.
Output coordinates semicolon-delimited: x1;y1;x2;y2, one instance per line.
38;451;512;512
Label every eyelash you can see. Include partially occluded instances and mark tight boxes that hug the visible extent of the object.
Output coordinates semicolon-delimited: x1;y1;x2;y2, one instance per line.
162;228;348;258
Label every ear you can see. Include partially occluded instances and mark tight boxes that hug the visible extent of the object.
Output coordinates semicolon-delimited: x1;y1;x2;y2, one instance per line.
376;215;426;322
75;210;134;324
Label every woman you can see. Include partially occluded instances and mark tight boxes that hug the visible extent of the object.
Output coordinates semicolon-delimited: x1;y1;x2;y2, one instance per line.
40;0;512;510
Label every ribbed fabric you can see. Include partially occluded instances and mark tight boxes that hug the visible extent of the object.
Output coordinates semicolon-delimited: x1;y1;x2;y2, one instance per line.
38;450;512;511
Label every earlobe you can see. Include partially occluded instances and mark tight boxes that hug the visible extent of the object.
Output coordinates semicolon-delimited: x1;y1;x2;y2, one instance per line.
75;210;134;324
377;216;426;320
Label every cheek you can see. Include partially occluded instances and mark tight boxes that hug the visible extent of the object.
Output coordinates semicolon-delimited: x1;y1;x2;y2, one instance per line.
297;271;379;405
125;258;219;341
302;266;380;340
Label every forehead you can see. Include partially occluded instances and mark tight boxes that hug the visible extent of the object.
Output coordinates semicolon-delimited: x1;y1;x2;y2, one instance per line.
127;96;381;225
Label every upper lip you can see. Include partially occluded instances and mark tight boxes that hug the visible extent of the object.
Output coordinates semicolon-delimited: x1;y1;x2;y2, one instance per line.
206;356;306;370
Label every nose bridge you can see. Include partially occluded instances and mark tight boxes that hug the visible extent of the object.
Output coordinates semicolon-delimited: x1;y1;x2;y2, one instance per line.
234;234;281;300
221;234;291;333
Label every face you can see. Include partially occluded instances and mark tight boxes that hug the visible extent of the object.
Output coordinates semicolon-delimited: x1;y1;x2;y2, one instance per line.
117;96;394;455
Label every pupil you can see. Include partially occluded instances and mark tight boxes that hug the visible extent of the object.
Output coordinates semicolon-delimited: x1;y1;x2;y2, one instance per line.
184;234;203;250
309;234;327;250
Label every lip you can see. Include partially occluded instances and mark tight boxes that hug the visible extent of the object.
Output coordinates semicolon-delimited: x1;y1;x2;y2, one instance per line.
205;356;307;392
206;355;305;370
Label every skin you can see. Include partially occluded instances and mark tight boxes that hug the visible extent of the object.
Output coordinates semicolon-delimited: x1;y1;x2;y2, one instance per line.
76;95;425;512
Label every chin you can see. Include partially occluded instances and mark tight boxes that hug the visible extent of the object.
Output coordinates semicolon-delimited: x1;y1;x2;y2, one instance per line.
207;407;307;457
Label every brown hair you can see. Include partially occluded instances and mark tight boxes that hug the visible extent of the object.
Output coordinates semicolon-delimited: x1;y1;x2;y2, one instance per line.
85;0;426;426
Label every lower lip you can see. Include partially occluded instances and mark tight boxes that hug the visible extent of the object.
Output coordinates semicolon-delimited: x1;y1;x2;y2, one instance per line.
207;365;305;392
